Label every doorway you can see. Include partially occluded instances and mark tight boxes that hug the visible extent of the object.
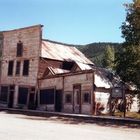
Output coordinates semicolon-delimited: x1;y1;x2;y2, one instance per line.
73;85;81;114
55;90;62;112
28;93;35;109
8;85;15;108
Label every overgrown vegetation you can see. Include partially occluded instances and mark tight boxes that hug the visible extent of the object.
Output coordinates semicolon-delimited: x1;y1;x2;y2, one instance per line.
114;112;140;119
115;0;140;91
115;0;140;111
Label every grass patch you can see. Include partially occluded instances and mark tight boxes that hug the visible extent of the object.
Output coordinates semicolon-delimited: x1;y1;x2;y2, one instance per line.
114;112;140;119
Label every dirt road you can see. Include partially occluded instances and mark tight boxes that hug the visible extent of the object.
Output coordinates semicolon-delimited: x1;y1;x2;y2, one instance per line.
0;111;139;140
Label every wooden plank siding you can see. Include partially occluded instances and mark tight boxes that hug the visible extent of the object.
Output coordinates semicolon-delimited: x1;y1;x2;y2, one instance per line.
38;72;94;114
0;25;42;108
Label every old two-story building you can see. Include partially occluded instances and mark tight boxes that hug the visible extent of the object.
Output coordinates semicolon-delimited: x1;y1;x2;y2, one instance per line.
0;25;138;115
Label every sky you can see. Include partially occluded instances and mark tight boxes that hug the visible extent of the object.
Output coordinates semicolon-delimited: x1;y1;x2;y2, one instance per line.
0;0;132;45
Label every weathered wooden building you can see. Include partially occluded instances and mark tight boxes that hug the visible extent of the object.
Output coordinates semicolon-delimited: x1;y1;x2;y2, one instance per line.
0;25;138;115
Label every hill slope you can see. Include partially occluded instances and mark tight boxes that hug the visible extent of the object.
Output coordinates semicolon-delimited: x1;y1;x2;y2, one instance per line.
77;42;121;67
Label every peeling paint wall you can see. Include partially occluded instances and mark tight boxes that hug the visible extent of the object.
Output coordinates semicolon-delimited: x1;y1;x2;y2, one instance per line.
95;91;110;115
63;73;93;114
39;72;94;114
39;77;63;89
130;95;139;112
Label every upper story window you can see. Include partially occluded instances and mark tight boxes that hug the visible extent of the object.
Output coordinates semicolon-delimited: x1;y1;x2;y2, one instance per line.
17;41;23;57
8;60;14;76
15;61;21;75
23;60;29;76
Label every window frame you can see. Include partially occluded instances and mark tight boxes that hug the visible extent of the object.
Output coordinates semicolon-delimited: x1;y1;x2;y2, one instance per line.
23;60;29;76
65;92;72;104
82;91;91;104
15;61;21;75
40;87;55;105
8;60;14;76
16;41;23;57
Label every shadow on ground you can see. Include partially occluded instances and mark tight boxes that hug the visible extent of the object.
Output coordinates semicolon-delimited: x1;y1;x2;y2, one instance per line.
0;109;140;129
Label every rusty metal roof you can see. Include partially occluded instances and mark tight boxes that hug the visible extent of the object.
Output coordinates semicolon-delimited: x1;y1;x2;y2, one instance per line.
75;62;92;70
41;40;93;65
48;67;70;75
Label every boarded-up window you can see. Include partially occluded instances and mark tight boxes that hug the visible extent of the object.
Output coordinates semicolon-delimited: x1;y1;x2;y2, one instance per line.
83;92;91;104
65;93;72;103
16;61;21;75
40;88;55;104
17;41;23;57
8;61;14;76
23;60;29;76
0;86;8;102
18;87;28;105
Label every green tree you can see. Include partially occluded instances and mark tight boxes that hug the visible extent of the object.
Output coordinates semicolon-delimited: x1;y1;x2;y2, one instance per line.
115;0;140;90
102;45;115;69
121;0;140;46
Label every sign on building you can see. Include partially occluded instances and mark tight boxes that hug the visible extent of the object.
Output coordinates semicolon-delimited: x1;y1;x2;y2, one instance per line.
112;87;123;98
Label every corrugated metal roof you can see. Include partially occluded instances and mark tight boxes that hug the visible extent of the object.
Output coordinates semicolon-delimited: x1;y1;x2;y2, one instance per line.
94;68;113;88
48;67;70;75
76;62;92;70
41;40;93;65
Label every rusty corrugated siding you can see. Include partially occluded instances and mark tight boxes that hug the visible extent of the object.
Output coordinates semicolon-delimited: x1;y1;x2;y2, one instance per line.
41;40;93;65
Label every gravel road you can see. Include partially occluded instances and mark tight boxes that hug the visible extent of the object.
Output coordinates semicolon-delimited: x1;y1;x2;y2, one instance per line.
0;111;139;140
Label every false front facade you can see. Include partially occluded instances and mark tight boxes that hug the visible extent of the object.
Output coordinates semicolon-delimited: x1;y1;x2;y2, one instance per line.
0;25;127;115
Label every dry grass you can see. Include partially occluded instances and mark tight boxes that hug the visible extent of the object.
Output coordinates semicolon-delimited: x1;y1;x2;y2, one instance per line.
114;112;140;119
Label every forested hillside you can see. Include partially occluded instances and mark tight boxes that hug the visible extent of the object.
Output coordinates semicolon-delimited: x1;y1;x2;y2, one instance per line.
77;43;121;68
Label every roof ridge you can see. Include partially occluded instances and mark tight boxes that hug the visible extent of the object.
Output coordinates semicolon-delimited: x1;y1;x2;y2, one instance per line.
42;39;78;47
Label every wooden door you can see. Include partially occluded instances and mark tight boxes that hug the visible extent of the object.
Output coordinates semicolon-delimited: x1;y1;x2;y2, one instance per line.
73;85;81;114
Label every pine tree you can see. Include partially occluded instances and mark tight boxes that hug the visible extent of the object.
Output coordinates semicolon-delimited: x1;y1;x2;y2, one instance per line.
116;0;140;89
102;45;115;70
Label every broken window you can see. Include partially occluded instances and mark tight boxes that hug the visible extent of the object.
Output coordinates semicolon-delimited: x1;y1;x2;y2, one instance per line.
83;92;91;104
40;88;55;104
0;86;8;102
15;61;21;75
62;61;75;70
65;93;72;103
18;87;28;105
23;60;29;76
8;60;14;76
17;41;23;57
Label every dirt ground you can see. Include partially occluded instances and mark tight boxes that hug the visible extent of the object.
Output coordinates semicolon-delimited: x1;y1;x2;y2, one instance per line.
0;111;140;140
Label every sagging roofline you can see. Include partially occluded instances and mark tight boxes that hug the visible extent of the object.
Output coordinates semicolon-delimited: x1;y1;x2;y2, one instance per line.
38;69;95;80
40;57;95;67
